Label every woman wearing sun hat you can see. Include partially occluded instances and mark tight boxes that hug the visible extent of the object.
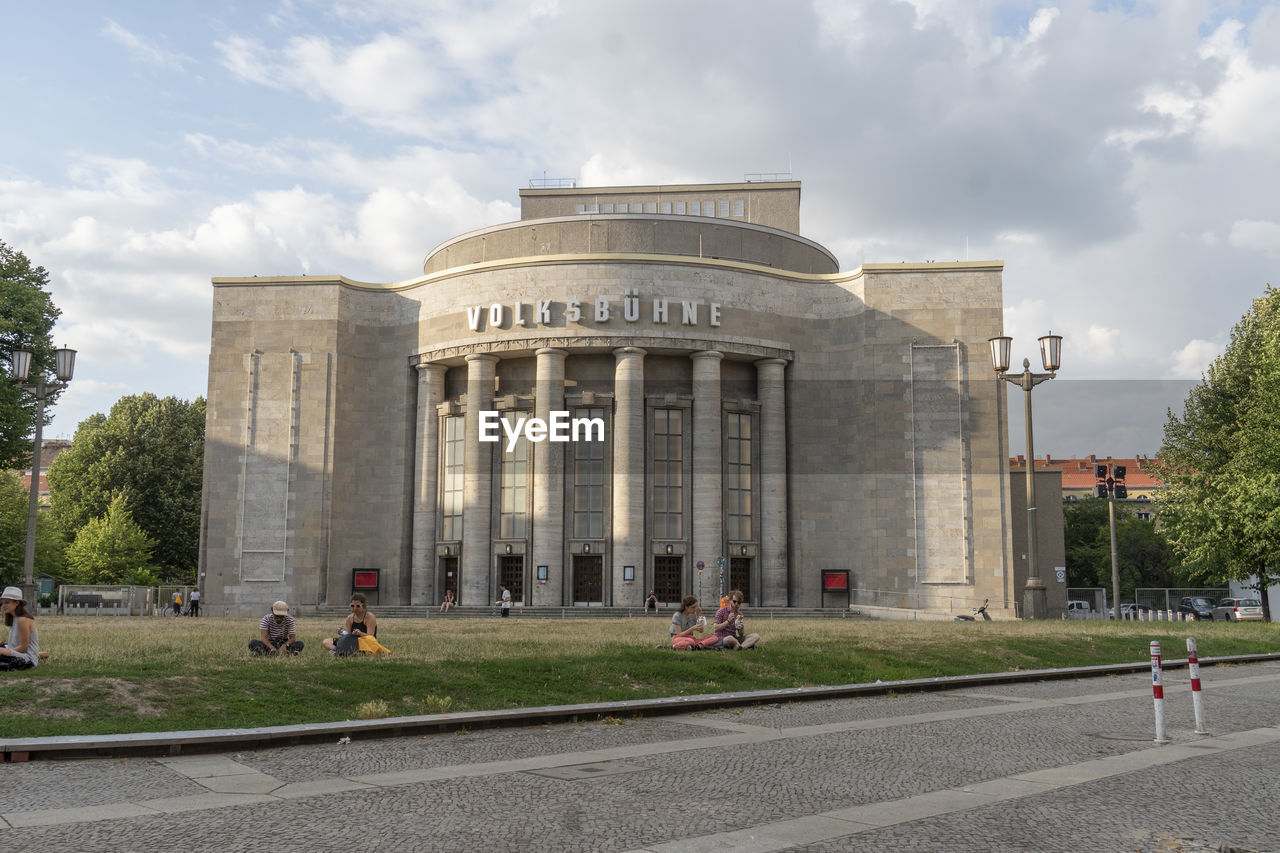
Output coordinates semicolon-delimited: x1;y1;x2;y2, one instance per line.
0;586;39;671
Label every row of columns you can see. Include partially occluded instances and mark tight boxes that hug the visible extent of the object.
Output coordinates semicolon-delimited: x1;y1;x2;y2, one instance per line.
411;348;789;607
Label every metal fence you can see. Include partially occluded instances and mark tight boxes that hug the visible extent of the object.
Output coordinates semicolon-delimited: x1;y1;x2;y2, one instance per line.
1136;587;1229;613
56;585;151;616
1065;587;1109;618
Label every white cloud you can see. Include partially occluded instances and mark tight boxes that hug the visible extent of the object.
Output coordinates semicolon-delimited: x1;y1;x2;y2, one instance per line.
101;19;190;69
1228;219;1280;256
1170;339;1222;379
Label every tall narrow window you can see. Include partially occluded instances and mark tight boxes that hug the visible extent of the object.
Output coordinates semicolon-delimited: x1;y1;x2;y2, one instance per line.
440;415;464;540
573;407;606;539
725;413;752;540
675;201;687;215
653;408;684;539
733;199;745;217
718;199;730;217
499;412;529;538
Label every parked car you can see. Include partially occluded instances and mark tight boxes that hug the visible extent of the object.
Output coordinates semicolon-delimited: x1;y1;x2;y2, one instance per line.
1177;597;1215;620
1066;600;1093;619
1212;598;1264;622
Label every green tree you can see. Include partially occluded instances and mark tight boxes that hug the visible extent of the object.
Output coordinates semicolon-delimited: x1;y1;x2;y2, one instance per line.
0;240;64;469
47;394;205;581
64;495;156;585
0;470;66;587
1153;284;1280;619
1063;497;1178;596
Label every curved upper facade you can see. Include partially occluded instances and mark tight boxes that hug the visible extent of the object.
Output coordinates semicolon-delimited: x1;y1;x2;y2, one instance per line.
422;214;840;276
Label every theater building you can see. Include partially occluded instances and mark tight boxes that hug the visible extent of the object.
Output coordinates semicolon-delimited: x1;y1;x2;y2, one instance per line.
200;180;1039;616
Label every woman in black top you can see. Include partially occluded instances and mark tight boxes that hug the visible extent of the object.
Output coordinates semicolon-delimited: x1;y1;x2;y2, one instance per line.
323;593;378;652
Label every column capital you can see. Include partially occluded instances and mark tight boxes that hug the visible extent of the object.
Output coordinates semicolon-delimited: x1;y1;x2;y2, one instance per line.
535;347;569;359
754;357;787;368
415;361;448;376
465;353;500;365
691;350;724;362
612;346;647;359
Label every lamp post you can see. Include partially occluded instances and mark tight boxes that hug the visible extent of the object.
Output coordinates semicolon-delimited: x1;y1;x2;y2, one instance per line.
989;332;1062;620
8;346;76;609
1094;462;1127;619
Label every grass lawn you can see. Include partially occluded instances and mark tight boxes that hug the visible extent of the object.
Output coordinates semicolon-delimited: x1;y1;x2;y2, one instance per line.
1;615;1276;739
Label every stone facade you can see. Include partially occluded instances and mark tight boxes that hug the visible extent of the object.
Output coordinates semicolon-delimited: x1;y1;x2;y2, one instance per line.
200;181;1019;616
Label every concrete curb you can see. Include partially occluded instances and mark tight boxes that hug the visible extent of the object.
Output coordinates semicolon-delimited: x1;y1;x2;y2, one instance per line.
5;652;1278;761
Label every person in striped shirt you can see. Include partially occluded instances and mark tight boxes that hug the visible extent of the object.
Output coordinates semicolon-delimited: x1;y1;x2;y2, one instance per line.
249;600;305;655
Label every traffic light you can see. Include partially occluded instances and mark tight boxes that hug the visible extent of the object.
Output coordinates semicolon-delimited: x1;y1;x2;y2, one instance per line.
1113;465;1126;481
1095;464;1108;479
1114;484;1128;499
1095;484;1109;498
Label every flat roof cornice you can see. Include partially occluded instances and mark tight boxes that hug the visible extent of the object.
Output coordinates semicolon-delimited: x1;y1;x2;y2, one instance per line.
518;181;801;197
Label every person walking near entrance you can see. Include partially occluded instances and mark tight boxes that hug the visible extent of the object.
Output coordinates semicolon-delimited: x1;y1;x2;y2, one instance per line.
496;584;512;617
188;588;201;617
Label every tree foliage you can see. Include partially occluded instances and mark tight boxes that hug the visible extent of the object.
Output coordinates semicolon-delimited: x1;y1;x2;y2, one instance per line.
64;495;156;585
0;240;64;468
0;470;65;587
1063;497;1177;595
48;394;205;581
1152;284;1280;617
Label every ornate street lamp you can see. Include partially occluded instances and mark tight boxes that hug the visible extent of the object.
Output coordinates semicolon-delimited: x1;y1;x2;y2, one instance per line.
989;332;1062;619
9;345;76;608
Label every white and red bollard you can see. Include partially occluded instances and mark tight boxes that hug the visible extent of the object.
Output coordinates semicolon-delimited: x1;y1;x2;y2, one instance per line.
1151;641;1169;743
1188;637;1208;734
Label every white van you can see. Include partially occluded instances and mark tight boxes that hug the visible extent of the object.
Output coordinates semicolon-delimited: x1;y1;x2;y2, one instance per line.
1066;600;1093;619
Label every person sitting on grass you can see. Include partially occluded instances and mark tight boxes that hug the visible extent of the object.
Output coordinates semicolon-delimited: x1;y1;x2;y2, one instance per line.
323;593;379;654
713;589;760;650
670;595;720;650
0;586;39;671
249;600;304;656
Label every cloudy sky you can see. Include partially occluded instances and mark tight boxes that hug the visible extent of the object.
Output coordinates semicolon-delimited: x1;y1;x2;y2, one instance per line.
3;0;1277;456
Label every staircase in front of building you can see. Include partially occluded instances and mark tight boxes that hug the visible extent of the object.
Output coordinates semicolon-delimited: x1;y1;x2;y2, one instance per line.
311;604;859;620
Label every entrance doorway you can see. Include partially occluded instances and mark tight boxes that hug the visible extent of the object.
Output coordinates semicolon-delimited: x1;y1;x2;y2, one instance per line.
440;556;458;603
572;555;603;604
730;557;751;602
653;556;682;604
499;555;524;603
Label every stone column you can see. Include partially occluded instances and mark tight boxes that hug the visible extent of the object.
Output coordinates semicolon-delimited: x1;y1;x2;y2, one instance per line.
462;354;498;606
532;348;567;606
691;350;723;598
611;346;646;607
411;362;447;606
756;358;789;606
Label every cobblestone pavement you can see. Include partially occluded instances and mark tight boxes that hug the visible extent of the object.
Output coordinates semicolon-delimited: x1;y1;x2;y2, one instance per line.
3;663;1280;852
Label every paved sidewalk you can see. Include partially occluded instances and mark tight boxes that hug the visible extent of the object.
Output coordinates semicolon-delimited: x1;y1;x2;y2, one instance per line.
3;663;1279;852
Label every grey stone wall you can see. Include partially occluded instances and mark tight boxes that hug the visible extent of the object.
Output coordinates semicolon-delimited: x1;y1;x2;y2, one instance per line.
204;255;1015;616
